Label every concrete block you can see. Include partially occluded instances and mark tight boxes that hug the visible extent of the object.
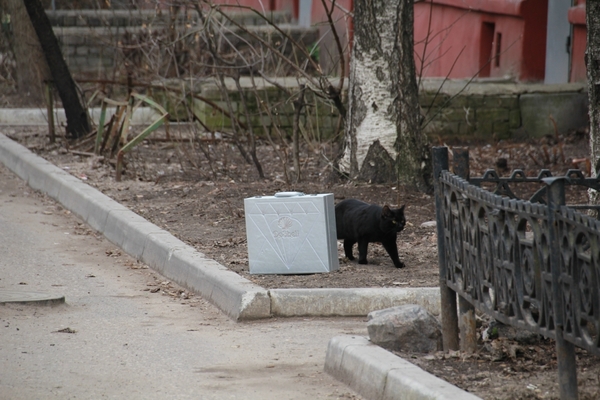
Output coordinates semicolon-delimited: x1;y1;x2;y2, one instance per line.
269;287;440;317
420;93;450;108
441;108;469;123
493;120;511;137
509;109;521;129
476;120;493;135
520;92;588;137
457;121;476;136
481;95;519;109
475;108;509;122
445;95;469;108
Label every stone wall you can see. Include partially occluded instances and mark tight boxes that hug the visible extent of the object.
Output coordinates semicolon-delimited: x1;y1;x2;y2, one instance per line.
150;77;343;142
155;77;588;140
47;9;307;78
44;10;589;139
420;79;588;140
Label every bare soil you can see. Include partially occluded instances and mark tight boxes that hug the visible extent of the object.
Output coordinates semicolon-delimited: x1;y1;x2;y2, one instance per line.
4;123;599;399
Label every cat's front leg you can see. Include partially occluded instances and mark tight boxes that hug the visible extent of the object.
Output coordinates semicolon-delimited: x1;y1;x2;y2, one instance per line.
343;240;356;260
382;239;405;268
357;240;369;264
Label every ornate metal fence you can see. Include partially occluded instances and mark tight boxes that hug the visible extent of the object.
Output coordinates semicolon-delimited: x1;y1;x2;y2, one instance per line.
432;146;600;400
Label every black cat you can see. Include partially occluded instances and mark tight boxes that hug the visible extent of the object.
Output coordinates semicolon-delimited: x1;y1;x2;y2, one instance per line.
335;199;406;268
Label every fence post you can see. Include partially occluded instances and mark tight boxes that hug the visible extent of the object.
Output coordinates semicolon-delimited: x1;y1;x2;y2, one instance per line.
546;177;578;400
45;81;55;144
452;148;478;353
433;146;459;351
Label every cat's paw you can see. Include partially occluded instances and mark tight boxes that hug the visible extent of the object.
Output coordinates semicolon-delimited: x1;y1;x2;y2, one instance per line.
358;259;368;265
394;261;405;268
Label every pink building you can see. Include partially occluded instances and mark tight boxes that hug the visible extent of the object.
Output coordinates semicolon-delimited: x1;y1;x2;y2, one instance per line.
205;0;587;83
413;0;548;82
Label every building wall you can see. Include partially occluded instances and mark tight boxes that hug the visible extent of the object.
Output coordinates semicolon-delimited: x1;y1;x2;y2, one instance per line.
413;0;547;82
48;0;586;83
569;0;587;83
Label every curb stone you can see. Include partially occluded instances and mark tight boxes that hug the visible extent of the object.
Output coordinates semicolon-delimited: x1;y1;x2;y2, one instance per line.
270;288;440;317
325;335;483;400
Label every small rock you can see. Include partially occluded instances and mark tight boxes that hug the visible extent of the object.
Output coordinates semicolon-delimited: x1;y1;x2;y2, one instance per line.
420;221;436;228
367;304;442;353
484;320;541;344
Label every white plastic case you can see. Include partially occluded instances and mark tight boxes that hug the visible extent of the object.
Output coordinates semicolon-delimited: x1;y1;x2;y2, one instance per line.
244;192;339;274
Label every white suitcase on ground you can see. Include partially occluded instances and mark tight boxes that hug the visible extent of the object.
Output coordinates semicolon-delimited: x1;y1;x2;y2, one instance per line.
244;192;339;274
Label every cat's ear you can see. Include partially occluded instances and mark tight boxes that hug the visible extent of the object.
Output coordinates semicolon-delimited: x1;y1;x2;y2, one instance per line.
382;205;392;218
400;205;405;212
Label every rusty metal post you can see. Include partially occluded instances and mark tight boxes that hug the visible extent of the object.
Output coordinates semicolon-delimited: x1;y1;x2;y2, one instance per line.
45;81;55;144
452;148;478;353
433;146;459;351
546;177;578;400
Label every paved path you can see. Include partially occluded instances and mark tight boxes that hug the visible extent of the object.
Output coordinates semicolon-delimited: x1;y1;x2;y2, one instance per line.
0;165;364;399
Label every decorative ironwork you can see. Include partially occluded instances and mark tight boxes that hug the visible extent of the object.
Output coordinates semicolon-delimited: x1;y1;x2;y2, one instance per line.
440;172;557;337
433;146;600;399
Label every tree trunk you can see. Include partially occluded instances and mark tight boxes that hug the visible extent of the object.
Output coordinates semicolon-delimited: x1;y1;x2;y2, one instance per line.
4;0;50;106
588;1;600;196
23;0;90;138
338;0;431;191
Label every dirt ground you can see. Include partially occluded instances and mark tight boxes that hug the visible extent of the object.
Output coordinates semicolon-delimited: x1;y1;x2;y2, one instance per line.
4;122;599;399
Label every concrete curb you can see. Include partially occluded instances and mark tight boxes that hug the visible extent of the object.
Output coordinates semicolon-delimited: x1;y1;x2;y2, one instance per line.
270;288;440;317
0;107;161;126
325;335;482;400
0;133;441;321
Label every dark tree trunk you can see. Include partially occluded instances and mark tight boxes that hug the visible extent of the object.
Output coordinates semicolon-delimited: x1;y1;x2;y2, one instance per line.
589;0;600;193
4;0;50;105
23;0;90;138
339;0;431;191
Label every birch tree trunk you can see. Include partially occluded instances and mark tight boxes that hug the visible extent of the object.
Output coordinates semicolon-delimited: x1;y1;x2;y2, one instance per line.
588;1;600;196
339;0;431;191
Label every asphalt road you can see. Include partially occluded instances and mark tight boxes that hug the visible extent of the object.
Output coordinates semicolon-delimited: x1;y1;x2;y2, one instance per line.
0;165;365;400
